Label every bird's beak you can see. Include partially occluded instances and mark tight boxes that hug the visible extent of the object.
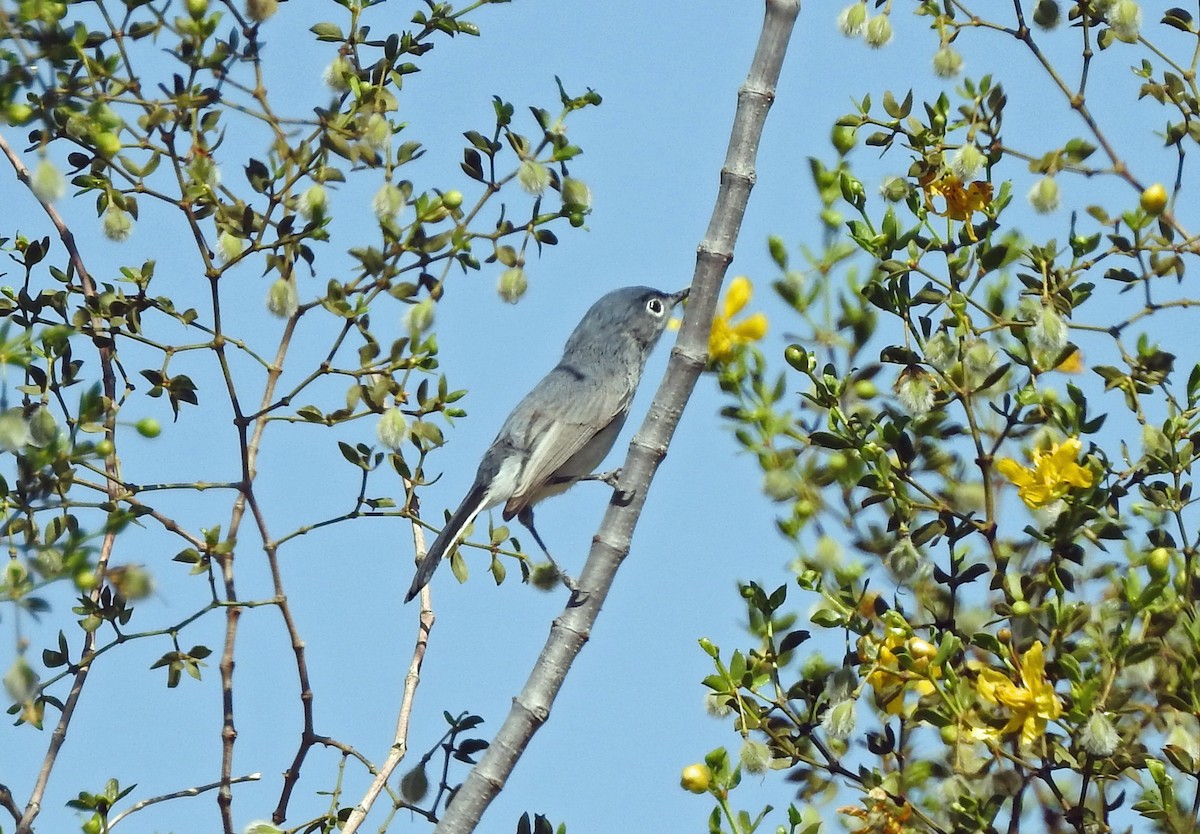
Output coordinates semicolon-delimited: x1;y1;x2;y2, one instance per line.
671;287;690;306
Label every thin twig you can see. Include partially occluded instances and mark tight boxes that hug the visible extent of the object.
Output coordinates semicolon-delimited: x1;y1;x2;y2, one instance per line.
107;773;261;829
0;131;124;834
427;1;801;831
339;512;433;834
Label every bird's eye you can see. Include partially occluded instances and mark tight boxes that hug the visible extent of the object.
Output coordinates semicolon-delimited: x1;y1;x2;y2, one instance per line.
646;298;665;316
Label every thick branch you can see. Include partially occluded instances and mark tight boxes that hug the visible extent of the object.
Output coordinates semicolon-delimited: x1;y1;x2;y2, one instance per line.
428;2;801;831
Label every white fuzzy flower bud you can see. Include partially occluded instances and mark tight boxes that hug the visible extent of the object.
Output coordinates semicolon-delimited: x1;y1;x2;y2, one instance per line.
704;692;733;718
885;537;925;583
516;160;550;195
932;45;963;78
218;231;245;262
1107;0;1141;43
950;144;984;180
376;407;409;451
1030;303;1068;354
864;14;893;48
497;267;528;304
405;298;435;333
1027;176;1060;213
1081;712;1120;757
821;698;857;740
323;56;354;91
31;159;66;203
0;408;32;451
363;113;391;151
561;177;592;211
837;2;867;36
894;367;937;415
245;0;277;22
102;206;134;242
266;277;298;318
299;184;327;220
372;183;405;222
924;331;957;371
739;739;771;774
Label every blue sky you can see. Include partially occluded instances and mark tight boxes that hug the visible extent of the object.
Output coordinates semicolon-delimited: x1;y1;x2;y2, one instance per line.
3;1;1193;833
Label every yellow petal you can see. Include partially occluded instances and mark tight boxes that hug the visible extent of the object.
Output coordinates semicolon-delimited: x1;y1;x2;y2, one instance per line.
731;312;768;343
994;458;1030;484
723;276;753;319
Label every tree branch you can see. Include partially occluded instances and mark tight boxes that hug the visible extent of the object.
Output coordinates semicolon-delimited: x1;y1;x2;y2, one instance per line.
317;511;433;834
428;2;801;831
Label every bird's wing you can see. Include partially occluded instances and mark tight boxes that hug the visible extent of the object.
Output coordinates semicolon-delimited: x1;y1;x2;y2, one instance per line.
501;364;633;515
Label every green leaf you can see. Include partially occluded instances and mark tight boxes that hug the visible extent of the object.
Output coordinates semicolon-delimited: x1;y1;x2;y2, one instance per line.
309;22;344;41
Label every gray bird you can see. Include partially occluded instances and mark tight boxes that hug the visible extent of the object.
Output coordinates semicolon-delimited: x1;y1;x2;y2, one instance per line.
404;285;688;602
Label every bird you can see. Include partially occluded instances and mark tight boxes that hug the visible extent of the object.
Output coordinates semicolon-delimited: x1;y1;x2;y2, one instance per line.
404;285;688;602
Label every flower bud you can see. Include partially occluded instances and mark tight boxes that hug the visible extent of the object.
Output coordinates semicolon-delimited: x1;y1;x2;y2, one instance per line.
266;277;298;318
376;407;409;451
218;230;245;261
190;155;220;187
244;823;284;834
894;367;937;415
0;409;32;451
102;206;134;242
762;469;796;502
864;14;893;48
399;763;429;802
821;698;857;739
31;159;66;203
363;112;391;151
950;144;984;180
1139;182;1168;215
824;126;855;159
837;2;867;36
497;267;528;304
879;176;909;202
442;189;464;209
516;160;550;195
932;45;963;78
135;417;162;438
372;183;405;222
739;739;771;774
923;331;956;371
92;131;122;158
1030;303;1068;354
299;184;327;220
1033;0;1060;29
560;177;591;211
1107;0;1141;43
679;764;712;794
1081;712;1120;757
28;406;57;447
963;338;998;381
246;0;277;22
323;56;354;91
404;298;435;333
704;692;733;718
1027;176;1060;213
186;0;208;17
884;537;924;583
3;102;34;125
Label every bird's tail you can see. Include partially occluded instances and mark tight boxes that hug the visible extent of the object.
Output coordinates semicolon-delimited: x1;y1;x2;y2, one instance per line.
404;484;489;603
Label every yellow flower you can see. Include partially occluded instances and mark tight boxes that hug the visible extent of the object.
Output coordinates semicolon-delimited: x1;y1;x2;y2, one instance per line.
919;172;993;241
838;787;913;834
995;437;1093;509
1055;348;1084;373
861;630;940;716
971;641;1062;747
709;276;768;363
